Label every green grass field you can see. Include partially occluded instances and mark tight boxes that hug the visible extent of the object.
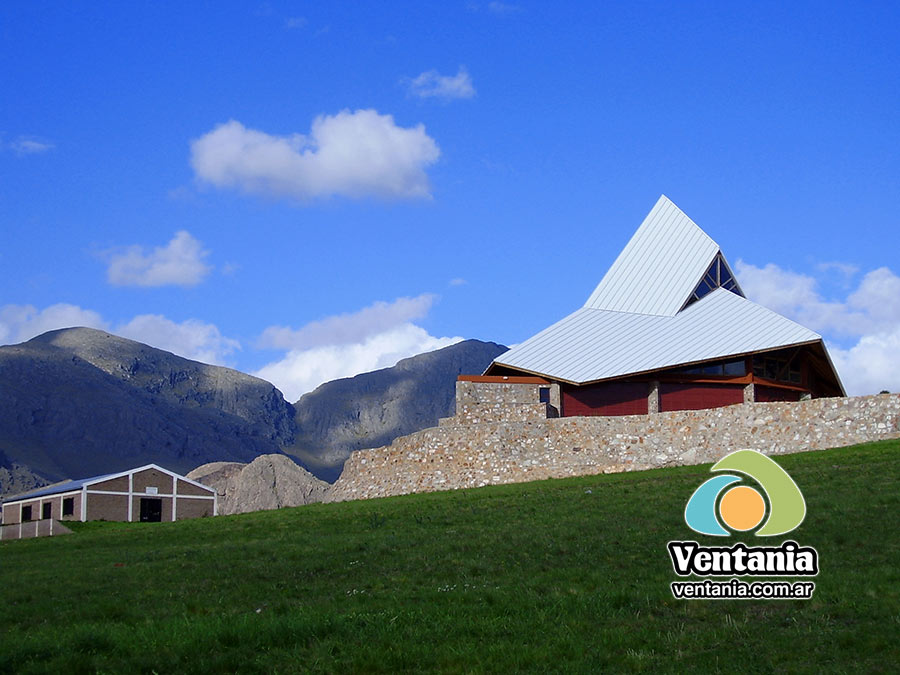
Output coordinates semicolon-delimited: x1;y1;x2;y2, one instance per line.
2;440;898;673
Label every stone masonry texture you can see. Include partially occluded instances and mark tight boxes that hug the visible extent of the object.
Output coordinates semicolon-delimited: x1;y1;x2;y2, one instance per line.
326;392;900;503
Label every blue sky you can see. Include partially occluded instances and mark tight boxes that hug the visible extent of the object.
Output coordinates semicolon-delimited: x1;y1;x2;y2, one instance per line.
2;1;899;399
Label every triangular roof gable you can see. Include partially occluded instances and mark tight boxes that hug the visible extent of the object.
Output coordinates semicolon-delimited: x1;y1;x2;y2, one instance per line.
583;195;742;316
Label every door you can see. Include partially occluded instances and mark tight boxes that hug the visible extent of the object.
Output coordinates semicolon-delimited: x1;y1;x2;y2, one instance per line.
139;498;163;522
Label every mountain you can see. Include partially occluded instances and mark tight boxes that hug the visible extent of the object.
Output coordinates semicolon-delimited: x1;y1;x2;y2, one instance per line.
0;328;507;495
0;328;297;489
289;339;507;481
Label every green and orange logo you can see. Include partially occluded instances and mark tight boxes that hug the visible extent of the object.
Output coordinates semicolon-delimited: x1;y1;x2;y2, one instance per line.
684;450;806;537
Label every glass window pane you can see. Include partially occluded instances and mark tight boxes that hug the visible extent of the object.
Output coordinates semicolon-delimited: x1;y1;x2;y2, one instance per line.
723;359;746;376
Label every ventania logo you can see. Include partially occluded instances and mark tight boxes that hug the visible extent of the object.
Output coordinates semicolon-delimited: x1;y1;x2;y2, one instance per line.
684;449;805;537
667;450;819;600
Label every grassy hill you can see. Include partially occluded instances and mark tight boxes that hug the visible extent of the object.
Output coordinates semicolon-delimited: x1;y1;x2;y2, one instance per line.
2;440;898;673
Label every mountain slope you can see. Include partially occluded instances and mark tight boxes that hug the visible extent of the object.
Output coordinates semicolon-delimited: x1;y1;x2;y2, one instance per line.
0;329;507;494
0;328;297;487
290;340;507;480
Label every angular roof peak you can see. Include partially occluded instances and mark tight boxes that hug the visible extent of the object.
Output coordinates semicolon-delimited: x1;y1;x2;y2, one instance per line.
584;195;740;316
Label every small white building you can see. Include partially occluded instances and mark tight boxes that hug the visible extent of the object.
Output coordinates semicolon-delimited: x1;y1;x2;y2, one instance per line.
1;464;217;525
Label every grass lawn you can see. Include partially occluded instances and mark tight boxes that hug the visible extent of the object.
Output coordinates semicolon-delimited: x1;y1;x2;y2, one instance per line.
1;440;898;673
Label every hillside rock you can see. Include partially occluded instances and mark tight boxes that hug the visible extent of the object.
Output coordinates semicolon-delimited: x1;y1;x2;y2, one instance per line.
188;454;329;514
290;339;507;480
0;446;51;499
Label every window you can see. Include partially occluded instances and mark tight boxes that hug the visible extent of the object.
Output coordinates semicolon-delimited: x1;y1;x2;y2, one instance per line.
539;387;551;403
753;354;802;384
683;253;745;309
22;505;32;521
42;502;52;520
723;359;746;376
63;497;75;517
677;359;746;377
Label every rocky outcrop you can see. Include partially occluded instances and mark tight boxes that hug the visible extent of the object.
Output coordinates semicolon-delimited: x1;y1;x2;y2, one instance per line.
0;448;51;501
188;454;329;515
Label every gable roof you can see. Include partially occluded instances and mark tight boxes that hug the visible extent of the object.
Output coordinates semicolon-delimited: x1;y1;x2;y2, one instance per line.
583;195;742;316
492;288;824;385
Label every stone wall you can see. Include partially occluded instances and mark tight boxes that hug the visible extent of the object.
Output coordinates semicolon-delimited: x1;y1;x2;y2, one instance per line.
455;380;561;417
326;393;900;503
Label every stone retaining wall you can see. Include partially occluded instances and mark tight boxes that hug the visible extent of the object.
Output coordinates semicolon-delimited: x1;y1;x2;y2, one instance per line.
326;393;900;503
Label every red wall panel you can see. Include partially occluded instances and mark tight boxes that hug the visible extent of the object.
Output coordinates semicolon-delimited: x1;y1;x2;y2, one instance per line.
755;385;802;403
562;382;648;417
659;383;744;412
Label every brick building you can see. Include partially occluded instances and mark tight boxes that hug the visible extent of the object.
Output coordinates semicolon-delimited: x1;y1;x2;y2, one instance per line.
479;195;845;416
1;464;217;525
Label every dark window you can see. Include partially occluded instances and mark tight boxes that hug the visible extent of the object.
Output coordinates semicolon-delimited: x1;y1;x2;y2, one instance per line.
22;505;32;521
723;359;746;376
42;502;52;520
63;497;75;517
539;387;550;403
685;253;745;309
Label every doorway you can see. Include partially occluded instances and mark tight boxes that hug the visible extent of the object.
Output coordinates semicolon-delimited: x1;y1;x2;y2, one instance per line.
139;498;163;522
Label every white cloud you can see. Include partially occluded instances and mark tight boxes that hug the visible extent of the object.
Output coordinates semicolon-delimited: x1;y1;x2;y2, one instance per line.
106;230;212;287
116;315;239;365
9;136;54;155
0;304;108;344
284;16;307;29
254;293;463;399
258;294;436;350
736;260;900;395
846;267;900;330
406;67;476;100
190;110;440;201
816;261;859;280
449;278;467;286
0;303;238;366
829;329;900;396
255;323;463;401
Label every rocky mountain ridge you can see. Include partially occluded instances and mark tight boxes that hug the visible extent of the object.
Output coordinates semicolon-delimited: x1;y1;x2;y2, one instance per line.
0;327;506;497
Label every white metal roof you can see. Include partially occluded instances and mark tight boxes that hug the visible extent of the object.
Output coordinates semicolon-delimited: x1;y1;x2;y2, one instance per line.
583;195;724;316
492;289;824;384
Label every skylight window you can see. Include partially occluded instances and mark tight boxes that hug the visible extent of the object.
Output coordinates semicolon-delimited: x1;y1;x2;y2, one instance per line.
682;252;744;309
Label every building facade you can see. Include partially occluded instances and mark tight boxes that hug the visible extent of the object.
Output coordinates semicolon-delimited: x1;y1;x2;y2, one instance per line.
1;464;217;525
